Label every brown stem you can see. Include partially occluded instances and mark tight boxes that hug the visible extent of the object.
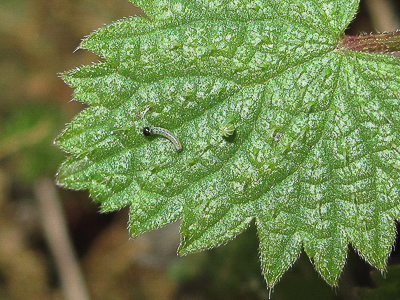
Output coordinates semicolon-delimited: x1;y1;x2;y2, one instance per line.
340;31;400;53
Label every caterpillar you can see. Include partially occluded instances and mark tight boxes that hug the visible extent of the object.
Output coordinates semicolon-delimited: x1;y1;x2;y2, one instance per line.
143;126;182;152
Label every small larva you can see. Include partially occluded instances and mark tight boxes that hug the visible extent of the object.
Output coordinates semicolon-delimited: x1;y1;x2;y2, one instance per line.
143;126;182;152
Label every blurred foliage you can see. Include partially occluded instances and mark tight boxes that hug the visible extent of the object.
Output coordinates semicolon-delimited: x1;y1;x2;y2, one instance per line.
170;224;359;300
170;224;269;300
357;264;400;300
0;105;64;184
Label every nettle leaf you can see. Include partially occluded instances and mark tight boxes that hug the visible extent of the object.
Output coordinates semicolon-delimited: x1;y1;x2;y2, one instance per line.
56;0;400;288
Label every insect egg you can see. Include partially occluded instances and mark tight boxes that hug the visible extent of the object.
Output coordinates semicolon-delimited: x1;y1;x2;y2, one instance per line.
220;118;236;137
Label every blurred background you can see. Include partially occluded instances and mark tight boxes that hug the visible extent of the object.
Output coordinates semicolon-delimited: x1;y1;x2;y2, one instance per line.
1;0;400;299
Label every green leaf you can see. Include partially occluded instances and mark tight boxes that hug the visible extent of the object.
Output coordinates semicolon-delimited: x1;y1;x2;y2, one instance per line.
56;0;400;288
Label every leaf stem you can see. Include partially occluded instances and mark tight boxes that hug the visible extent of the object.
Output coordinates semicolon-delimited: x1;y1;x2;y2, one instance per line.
340;31;400;53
